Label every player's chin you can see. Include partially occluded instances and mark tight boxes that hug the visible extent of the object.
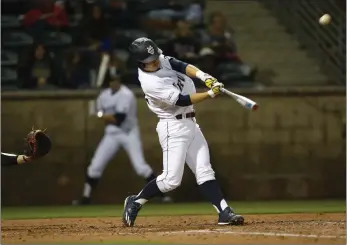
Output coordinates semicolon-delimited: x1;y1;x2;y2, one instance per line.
149;59;160;67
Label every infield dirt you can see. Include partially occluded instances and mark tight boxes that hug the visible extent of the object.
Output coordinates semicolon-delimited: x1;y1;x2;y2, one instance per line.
2;213;345;244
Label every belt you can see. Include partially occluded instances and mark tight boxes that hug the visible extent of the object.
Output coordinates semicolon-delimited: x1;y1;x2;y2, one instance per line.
175;112;195;120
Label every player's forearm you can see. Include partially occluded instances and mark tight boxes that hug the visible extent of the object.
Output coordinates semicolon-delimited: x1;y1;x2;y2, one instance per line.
101;113;126;126
101;115;118;124
189;92;212;104
185;64;217;89
185;64;203;79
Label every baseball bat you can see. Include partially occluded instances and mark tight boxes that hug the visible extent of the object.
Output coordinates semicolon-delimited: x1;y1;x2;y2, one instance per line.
220;88;258;111
96;53;110;88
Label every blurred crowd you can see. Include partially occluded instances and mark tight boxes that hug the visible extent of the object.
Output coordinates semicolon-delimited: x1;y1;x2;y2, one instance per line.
2;0;257;90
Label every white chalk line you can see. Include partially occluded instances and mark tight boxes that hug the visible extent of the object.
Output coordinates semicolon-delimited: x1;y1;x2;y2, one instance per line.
160;229;346;239
117;229;346;239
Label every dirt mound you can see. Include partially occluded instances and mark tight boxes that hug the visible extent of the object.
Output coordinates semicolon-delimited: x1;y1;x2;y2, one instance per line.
2;213;345;244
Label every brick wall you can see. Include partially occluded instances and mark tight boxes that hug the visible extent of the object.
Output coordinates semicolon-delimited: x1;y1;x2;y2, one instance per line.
1;88;345;205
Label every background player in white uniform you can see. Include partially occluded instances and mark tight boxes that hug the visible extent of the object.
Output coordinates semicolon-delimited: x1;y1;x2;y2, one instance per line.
74;70;171;205
122;38;244;226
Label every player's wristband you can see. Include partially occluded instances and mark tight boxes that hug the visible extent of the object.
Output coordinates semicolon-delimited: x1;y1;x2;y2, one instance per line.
207;90;216;98
195;70;206;81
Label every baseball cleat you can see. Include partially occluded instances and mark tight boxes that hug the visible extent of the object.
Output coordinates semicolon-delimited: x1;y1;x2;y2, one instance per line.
72;197;91;206
122;195;142;227
218;207;244;226
161;196;173;203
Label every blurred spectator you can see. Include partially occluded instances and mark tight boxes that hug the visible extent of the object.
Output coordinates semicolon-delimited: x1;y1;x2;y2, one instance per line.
201;11;238;62
165;20;200;64
63;49;90;89
185;0;203;26
79;4;111;52
198;47;217;76
201;11;257;81
61;0;80;16
107;0;138;28
22;0;69;40
20;43;58;89
108;54;127;78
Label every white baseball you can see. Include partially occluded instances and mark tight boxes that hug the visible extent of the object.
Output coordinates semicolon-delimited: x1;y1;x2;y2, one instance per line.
97;111;103;118
319;14;331;25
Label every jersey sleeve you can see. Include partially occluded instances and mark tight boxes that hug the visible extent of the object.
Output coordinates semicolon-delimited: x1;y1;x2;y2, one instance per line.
115;93;133;114
145;79;181;106
96;93;103;112
165;56;188;74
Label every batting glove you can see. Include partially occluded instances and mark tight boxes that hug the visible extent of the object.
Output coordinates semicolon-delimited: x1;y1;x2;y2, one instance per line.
207;82;224;98
196;70;218;89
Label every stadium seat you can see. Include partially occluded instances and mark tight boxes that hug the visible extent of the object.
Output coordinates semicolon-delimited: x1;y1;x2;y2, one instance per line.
1;15;21;29
40;32;72;47
117;29;148;40
1;67;18;85
1;50;18;66
2;31;34;48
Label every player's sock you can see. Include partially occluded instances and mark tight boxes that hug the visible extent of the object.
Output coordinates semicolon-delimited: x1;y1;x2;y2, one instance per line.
135;178;162;205
145;173;157;183
198;180;228;213
145;173;166;198
83;174;100;199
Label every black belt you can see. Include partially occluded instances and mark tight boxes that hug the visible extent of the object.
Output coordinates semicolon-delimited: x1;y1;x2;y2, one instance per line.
175;112;195;120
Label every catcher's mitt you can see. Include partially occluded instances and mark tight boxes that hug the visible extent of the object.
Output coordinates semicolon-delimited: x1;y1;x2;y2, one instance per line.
24;128;52;158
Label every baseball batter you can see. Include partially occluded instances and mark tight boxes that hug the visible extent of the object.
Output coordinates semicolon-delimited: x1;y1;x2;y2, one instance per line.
74;71;171;205
122;37;244;226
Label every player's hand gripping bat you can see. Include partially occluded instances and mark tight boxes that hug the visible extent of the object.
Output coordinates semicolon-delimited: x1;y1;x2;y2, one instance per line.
220;88;258;111
199;73;258;111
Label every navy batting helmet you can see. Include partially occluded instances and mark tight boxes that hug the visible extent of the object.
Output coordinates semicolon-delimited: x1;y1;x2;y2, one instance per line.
129;37;161;63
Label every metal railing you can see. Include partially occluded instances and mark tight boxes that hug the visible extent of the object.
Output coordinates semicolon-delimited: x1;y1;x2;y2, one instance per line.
261;0;346;85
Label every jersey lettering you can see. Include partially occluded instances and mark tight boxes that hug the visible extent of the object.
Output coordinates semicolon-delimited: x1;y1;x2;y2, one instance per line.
173;80;184;91
174;74;185;91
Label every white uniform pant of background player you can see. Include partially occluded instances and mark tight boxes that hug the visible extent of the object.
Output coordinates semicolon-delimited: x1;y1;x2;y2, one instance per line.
156;118;215;192
87;126;153;179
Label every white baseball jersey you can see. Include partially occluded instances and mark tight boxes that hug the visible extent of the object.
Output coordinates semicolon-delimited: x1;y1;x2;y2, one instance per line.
96;85;138;133
138;54;196;119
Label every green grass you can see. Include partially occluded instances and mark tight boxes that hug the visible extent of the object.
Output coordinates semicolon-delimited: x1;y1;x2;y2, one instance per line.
2;200;345;220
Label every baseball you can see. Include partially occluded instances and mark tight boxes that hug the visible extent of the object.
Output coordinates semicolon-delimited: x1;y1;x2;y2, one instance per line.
319;14;331;25
97;111;103;118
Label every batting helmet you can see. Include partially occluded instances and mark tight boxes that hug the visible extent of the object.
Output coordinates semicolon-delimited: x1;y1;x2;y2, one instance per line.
129;37;161;64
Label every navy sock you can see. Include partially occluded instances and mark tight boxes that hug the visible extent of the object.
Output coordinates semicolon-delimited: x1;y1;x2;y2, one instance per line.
86;174;100;188
198;180;227;213
136;178;163;201
146;173;157;183
145;174;165;197
83;174;100;198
